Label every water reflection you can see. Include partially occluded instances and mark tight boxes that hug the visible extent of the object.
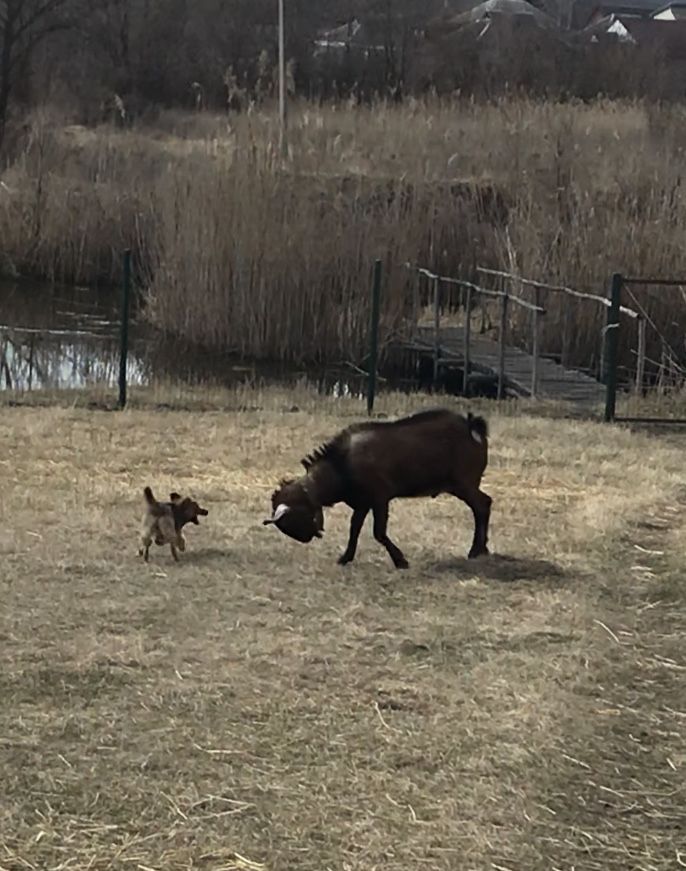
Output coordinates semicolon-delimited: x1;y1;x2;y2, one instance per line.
0;280;149;392
0;279;373;397
1;331;148;391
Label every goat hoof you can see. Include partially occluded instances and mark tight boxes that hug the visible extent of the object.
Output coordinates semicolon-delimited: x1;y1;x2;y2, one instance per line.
337;553;353;565
395;558;410;570
468;547;489;559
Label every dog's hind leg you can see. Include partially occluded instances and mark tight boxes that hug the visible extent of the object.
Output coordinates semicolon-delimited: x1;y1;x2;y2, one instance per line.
177;533;186;553
170;543;180;562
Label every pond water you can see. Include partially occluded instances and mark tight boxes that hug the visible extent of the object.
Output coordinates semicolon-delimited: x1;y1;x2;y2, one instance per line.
0;279;375;397
0;280;148;392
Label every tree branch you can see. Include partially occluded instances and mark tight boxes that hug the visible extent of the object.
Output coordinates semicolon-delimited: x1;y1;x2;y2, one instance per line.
14;0;71;42
7;18;69;72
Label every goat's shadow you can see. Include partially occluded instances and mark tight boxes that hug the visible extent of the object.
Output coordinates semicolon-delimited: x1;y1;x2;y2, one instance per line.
423;553;566;585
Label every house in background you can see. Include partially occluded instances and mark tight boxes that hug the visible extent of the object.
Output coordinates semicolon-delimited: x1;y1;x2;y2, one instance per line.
652;1;686;17
583;11;686;94
583;0;663;27
585;8;686;38
313;19;385;59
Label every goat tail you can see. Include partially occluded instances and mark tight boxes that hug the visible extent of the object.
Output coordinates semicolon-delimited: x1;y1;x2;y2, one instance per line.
143;486;156;505
467;413;488;445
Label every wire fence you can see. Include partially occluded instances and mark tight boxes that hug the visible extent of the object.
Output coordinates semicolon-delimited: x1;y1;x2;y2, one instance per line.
3;255;686;422
399;263;645;409
402;264;546;400
603;274;686;424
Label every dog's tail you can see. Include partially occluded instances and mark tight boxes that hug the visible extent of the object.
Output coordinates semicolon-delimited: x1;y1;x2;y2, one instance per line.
143;486;156;505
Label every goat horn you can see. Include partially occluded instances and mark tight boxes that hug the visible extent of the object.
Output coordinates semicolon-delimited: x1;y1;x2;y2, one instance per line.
263;503;291;525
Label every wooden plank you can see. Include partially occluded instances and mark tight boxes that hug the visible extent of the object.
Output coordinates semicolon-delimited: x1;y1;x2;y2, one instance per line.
403;324;606;404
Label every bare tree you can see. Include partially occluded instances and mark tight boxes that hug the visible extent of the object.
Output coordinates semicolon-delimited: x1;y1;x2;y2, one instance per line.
0;0;72;150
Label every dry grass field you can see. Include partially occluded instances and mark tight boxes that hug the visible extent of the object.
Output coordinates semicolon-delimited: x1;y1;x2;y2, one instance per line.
1;388;685;871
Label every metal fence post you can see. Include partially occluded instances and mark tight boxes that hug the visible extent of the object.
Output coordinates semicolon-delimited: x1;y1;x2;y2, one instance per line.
463;285;472;396
28;335;34;390
411;270;420;340
367;258;382;416
497;291;509;400
531;312;540;399
118;249;132;409
604;272;622;422
433;276;441;386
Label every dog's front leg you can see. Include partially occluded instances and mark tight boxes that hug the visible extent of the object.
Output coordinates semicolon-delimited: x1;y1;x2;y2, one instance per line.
139;536;152;561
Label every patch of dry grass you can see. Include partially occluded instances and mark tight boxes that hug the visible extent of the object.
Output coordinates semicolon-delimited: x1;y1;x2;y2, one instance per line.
0;389;685;870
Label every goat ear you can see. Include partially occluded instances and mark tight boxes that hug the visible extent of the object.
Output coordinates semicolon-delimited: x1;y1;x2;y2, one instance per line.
170;492;182;502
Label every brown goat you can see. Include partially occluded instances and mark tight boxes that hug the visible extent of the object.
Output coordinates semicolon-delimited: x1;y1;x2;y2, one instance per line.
263;409;491;569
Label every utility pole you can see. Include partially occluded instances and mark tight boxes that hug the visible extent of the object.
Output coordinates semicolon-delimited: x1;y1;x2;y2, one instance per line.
278;0;287;157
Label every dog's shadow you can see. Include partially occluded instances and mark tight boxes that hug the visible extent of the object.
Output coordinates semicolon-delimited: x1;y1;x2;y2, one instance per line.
424;553;566;584
177;547;230;567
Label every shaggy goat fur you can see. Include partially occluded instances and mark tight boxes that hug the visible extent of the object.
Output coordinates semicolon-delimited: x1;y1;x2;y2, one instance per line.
264;409;491;568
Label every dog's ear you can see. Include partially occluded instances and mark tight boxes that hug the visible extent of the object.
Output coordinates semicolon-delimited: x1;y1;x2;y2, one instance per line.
170;492;182;502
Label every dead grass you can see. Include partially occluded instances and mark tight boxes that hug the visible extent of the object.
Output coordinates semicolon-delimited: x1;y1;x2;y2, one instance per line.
0;388;685;870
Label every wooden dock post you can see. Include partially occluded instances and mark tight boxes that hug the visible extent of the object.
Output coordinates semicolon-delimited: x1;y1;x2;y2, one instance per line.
118;249;132;410
433;276;441;385
531;287;541;399
463;285;472;396
604;272;622;423
497;291;509;400
367;258;383;415
411;270;420;339
635;316;646;395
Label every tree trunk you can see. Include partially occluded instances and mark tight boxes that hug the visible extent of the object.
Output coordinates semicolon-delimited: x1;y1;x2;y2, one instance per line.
0;19;14;152
0;8;15;153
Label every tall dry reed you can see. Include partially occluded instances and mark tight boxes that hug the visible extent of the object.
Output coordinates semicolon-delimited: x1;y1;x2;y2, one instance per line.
2;99;686;372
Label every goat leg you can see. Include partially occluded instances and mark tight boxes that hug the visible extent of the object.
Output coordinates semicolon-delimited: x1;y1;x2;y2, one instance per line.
338;507;369;565
466;489;492;559
372;502;409;569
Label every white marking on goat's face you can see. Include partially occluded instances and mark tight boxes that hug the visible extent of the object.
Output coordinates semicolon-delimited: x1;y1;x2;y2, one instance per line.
263;503;291;526
272;503;290;521
471;431;483;444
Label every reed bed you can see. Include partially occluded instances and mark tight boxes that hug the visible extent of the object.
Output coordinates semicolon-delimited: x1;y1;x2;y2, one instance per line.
2;98;686;371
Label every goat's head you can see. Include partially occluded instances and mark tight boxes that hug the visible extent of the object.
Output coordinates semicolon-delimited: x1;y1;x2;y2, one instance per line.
263;478;324;544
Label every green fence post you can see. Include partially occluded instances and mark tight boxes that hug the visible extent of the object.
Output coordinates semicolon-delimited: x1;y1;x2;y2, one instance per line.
367;258;382;416
118;249;132;409
604;272;622;423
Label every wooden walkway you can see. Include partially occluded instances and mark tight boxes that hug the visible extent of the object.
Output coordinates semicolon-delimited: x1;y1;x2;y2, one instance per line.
412;326;606;405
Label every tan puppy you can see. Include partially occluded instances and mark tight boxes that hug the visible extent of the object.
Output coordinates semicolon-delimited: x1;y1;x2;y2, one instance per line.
138;486;209;562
